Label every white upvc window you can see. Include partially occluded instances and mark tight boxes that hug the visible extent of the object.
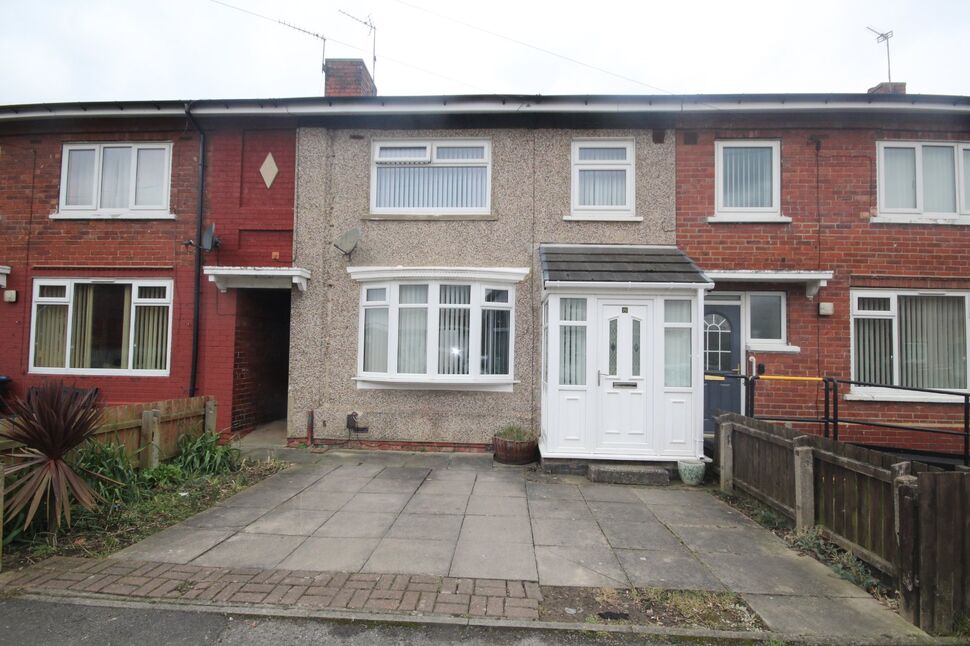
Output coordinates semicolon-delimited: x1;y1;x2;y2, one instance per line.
712;140;784;222
56;143;174;219
370;139;491;215
356;280;515;387
569;139;636;219
663;300;693;388
850;290;969;399
747;291;787;346
29;278;173;376
876;141;970;223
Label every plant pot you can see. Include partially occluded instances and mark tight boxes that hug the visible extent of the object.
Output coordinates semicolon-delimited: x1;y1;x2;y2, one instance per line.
493;436;538;465
677;457;711;486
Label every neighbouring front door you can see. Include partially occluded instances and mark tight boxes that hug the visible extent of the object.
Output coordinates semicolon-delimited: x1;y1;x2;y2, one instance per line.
703;303;742;434
596;303;649;451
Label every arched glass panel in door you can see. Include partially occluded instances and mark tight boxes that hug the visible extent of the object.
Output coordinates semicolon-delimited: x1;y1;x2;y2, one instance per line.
704;313;733;372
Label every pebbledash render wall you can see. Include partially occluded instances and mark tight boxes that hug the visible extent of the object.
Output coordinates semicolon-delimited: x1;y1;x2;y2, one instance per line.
288;127;676;445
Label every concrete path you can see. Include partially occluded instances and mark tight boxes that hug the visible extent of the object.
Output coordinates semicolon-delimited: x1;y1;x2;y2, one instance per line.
14;450;926;641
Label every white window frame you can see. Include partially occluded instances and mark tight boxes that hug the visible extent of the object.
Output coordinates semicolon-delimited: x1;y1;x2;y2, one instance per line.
29;277;174;376
568;139;637;220
355;279;516;390
369;139;492;216
706;291;798;353
746;291;788;348
874;141;970;224
711;140;786;223
848;289;970;402
55;142;174;219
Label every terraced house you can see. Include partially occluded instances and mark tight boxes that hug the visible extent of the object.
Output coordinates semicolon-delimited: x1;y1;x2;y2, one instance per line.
1;60;968;464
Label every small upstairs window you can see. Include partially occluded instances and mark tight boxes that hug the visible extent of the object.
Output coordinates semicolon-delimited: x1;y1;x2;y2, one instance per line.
569;140;636;219
57;143;173;219
370;140;491;216
713;140;784;222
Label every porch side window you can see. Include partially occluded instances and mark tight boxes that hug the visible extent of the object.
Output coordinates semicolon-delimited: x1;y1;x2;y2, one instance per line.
664;300;692;387
58;143;173;218
852;291;968;390
31;279;172;375
371;140;491;215
715;140;781;219
559;298;587;385
570;140;635;218
357;280;516;383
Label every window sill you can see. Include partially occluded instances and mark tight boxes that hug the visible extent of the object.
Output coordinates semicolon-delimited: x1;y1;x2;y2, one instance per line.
845;388;968;404
50;211;176;220
746;343;800;353
29;368;170;377
354;376;517;392
363;212;497;222
707;214;791;224
563;214;642;222
870;215;970;226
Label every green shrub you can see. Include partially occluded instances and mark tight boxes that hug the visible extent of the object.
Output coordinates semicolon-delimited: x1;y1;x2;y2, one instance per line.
139;463;184;489
494;424;534;441
173;432;240;475
74;440;140;503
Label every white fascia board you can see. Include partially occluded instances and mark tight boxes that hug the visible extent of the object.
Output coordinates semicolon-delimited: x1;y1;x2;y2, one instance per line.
346;266;530;283
203;266;311;292
543;280;714;291
0;265;9;289
705;270;834;298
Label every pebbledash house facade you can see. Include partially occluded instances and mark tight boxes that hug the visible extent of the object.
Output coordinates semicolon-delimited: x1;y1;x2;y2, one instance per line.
2;60;970;463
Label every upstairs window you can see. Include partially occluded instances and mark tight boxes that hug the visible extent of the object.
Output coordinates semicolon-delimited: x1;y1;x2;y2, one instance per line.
370;140;491;215
877;142;970;220
570;140;635;219
714;140;782;221
57;143;173;218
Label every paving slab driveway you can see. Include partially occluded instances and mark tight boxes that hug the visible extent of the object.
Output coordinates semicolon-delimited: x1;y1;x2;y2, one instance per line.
112;449;922;640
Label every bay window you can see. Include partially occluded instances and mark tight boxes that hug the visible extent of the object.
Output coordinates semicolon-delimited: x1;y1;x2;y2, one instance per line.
57;143;173;218
30;279;173;375
353;273;523;389
877;141;970;221
852;290;969;394
370;140;491;215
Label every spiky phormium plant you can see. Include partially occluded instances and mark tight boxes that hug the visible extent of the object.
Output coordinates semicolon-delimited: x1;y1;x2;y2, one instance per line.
1;381;104;533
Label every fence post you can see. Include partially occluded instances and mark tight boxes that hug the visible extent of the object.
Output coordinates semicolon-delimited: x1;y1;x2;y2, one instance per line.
719;422;734;494
793;437;815;532
894;474;920;627
204;399;217;436
140;409;161;469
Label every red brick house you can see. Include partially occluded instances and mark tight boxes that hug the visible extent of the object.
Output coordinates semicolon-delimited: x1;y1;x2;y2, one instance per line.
677;83;970;457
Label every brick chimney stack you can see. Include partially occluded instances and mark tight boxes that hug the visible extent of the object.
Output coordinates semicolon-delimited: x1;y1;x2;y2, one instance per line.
324;59;377;97
867;81;907;95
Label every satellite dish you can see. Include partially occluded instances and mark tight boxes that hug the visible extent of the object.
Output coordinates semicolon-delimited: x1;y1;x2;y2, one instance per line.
200;223;221;252
334;227;362;258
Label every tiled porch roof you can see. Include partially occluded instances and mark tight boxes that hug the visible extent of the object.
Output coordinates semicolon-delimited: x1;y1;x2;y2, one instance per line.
538;244;710;285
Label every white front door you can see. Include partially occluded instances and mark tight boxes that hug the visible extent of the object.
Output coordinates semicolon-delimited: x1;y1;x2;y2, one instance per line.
596;303;650;450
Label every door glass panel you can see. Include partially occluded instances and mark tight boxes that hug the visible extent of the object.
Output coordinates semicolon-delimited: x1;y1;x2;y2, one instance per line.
631;319;641;376
559;325;586;385
608;318;618;375
704;313;732;372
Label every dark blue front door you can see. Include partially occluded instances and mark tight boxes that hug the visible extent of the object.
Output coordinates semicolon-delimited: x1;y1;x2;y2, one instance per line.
703;303;742;434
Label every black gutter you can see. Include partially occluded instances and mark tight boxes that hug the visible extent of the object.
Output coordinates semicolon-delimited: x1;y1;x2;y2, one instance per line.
184;103;206;397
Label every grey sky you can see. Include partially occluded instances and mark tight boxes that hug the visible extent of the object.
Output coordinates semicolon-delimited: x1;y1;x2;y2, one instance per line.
1;0;968;104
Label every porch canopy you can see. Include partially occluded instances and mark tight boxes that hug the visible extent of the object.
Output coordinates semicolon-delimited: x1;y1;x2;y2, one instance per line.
204;266;311;292
538;244;712;463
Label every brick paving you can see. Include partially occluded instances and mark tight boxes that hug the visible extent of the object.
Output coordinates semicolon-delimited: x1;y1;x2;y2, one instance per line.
0;556;542;621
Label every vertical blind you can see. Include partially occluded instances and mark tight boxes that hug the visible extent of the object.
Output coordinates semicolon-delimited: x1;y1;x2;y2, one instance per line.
899;295;966;388
559;298;586;386
578;169;626;206
363;307;388;372
922;146;956;213
397;285;427;374
481;309;510;375
134;306;169;370
855;318;894;385
438;285;471;375
578;147;627;161
33;304;68;367
883;147;917;209
375;166;487;210
722;147;773;208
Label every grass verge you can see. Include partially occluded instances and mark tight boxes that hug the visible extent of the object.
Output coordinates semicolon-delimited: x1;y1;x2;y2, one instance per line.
2;457;286;572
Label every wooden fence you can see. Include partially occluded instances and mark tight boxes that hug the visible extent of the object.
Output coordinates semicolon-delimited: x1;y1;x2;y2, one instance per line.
718;412;969;635
0;397;215;468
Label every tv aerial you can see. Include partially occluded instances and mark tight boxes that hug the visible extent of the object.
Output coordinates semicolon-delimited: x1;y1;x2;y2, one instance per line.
866;26;894;83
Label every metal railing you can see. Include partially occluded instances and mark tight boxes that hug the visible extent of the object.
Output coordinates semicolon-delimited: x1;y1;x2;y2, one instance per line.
706;373;970;466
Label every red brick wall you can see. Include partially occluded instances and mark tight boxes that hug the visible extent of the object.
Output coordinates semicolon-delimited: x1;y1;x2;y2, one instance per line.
324;59;377;97
0;119;296;436
678;118;970;454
